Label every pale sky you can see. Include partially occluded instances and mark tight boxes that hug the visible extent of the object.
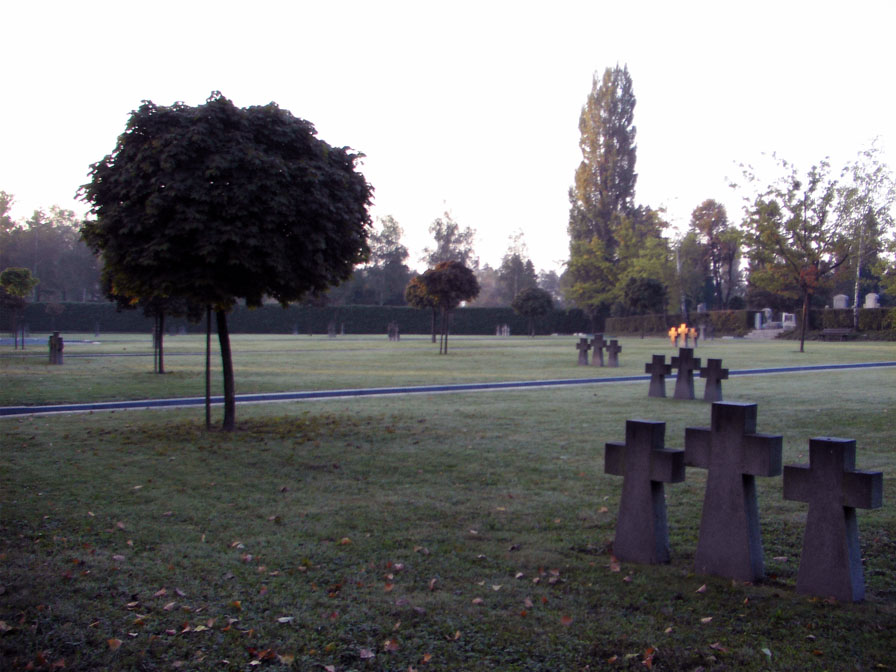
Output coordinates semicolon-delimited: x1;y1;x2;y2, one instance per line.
3;0;894;273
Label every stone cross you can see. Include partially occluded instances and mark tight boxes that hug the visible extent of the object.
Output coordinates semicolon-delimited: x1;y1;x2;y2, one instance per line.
576;337;591;366
670;348;701;400
591;334;606;367
783;437;883;602
645;354;672;398
605;420;686;564
606;339;622;367
668;327;679;348
48;332;64;365
684;402;783;581
699;358;729;402
678;323;690;347
689;327;698;348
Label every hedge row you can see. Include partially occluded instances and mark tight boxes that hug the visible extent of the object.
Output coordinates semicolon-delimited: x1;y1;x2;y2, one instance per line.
818;308;895;331
3;302;593;336
604;310;754;337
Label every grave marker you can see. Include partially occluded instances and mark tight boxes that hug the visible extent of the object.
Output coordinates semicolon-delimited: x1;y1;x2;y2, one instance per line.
783;437;883;602
645;354;672;398
699;358;729;402
606;339;622;367
605;420;686;563
668;327;678;347
685;402;783;581
671;348;701;400
576;337;591;366
48;331;64;365
678;323;690;347
591;334;606;367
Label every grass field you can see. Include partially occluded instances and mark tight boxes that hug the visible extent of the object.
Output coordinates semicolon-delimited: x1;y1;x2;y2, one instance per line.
1;335;895;670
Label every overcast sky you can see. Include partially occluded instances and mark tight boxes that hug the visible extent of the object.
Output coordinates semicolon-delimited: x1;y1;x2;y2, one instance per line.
3;0;894;272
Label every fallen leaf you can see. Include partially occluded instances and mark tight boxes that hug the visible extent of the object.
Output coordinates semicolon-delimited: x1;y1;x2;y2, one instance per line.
598;506;609;513
277;616;294;624
421;652;433;664
709;642;728;652
339;537;352;545
560;615;573;626
700;617;713;624
524;597;534;608
163;601;177;611
696;584;707;593
153;588;167;598
761;647;772;659
609;556;621;572
360;647;375;659
107;638;123;650
491;585;502;591
383;638;399;652
472;597;484;605
428;578;437;591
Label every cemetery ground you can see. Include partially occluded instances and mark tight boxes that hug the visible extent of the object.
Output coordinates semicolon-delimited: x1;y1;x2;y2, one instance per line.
1;337;895;670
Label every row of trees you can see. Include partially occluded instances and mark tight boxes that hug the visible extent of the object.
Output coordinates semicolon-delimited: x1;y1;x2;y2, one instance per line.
563;64;896;352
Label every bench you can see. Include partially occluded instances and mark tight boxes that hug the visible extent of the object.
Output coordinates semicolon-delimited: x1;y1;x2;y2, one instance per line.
821;328;855;341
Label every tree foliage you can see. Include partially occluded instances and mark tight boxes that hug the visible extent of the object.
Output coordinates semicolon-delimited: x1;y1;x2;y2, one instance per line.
565;66;673;324
689;199;742;309
419;261;480;353
421;212;477;269
511;286;553;336
740;157;850;351
80;93;373;428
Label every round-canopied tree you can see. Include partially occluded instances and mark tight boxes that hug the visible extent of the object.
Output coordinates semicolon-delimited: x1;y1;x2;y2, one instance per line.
80;93;373;429
511;286;553;336
420;261;480;354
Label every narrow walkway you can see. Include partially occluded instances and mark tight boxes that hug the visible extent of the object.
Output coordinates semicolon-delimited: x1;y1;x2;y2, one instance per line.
2;361;893;418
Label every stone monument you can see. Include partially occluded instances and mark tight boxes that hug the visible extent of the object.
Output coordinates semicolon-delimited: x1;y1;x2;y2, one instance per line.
606;339;622;367
605;420;686;564
576;337;591;366
48;331;64;365
591;334;606;367
699;358;729;403
645;354;672;398
864;293;880;309
783;437;883;602
668;327;678;347
832;294;849;309
684;403;783;581
671;348;701;400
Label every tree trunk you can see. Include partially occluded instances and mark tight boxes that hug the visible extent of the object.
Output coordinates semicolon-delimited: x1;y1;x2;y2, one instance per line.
799;291;809;353
205;305;212;430
216;309;236;431
853;224;864;330
430;308;437;343
157;311;165;374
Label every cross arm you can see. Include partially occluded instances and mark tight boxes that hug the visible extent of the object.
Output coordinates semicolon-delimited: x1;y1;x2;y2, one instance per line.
605;441;625;476
650;448;686;483
842;470;883;510
742;433;783;476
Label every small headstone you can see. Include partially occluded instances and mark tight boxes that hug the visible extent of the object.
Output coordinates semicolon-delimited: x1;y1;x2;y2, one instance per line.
48;331;64;365
783;437;883;602
605;420;686;564
670;348;701;400
864;293;880;309
387;322;400;341
697;302;707;313
668;327;678;348
754;312;763;330
698;324;706;342
606;339;622;367
576;337;591;366
781;312;797;329
699;358;729;402
645;354;672;398
591;334;606;367
327;321;336;338
833;294;849;309
685;402;783;581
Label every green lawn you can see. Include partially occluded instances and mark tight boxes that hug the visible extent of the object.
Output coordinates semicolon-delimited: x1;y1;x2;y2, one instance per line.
1;336;895;670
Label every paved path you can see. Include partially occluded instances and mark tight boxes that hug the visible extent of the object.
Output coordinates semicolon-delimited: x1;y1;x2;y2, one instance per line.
2;361;893;418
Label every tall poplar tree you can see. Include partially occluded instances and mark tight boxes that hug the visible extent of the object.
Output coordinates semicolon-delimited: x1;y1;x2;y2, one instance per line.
568;65;637;248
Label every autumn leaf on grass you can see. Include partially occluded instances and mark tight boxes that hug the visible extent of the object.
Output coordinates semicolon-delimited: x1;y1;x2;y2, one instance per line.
609;556;621;572
472;597;484;605
700;617;713;624
696;584;707;594
383;638;399;652
560;615;573;626
359;648;375;660
107;638;123;650
643;647;657;669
